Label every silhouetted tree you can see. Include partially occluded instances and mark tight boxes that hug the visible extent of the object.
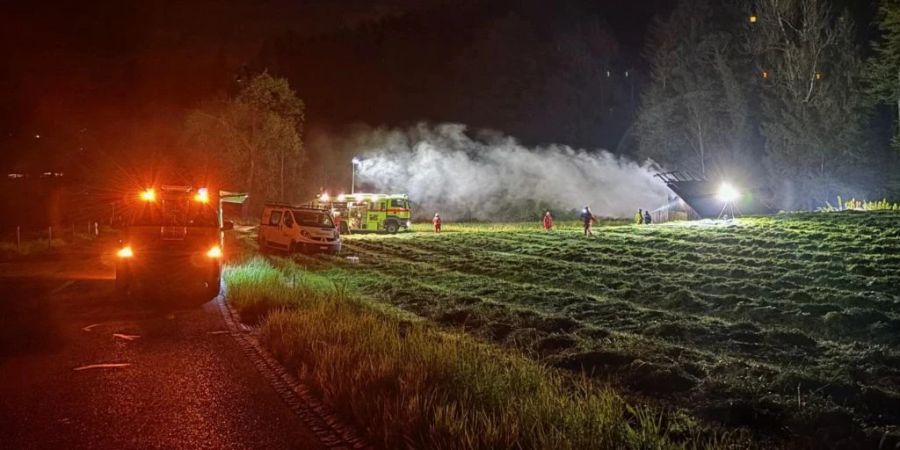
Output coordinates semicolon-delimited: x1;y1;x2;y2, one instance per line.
184;72;305;209
636;0;755;178
749;0;871;206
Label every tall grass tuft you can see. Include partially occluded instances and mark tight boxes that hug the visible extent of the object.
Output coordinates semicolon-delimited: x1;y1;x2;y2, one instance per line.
224;257;735;449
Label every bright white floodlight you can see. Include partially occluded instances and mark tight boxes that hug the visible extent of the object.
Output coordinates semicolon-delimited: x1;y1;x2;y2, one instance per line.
717;183;740;203
352;157;361;165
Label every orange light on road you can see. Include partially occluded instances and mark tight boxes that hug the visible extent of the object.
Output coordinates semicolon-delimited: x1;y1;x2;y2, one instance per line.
194;187;209;203
117;246;134;258
140;189;156;202
206;245;223;258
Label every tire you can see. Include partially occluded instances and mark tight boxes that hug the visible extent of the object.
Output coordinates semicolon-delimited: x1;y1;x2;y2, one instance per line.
205;277;221;299
385;221;399;234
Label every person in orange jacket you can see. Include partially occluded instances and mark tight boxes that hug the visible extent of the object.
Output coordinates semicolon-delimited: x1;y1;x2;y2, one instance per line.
432;213;442;233
542;211;554;231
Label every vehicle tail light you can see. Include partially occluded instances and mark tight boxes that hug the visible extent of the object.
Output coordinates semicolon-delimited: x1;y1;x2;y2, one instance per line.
117;246;134;258
206;245;223;258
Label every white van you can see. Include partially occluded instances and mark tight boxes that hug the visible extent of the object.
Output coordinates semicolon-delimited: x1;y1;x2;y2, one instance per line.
258;204;341;254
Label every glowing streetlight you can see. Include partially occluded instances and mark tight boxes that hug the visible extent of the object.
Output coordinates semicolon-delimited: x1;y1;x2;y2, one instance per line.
717;183;740;203
351;157;361;194
716;182;740;220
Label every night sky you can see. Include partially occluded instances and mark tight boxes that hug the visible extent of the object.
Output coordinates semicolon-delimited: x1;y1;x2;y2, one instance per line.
0;0;876;173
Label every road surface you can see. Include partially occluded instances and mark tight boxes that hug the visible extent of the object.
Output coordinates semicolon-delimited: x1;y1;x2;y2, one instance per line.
0;245;329;450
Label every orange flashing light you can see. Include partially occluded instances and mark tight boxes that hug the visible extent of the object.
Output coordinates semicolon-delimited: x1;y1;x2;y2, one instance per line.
194;187;210;203
206;245;223;258
117;246;134;258
140;189;156;202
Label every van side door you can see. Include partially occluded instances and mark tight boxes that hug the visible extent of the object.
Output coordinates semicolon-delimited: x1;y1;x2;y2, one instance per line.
280;210;297;247
265;208;286;248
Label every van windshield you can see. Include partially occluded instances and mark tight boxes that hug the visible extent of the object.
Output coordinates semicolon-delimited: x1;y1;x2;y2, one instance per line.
292;210;334;227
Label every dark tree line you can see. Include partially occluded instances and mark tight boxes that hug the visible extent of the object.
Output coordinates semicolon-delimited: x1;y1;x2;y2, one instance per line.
637;0;900;208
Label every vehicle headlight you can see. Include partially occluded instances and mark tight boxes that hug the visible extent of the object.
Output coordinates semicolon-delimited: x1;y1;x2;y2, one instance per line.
117;246;134;258
406;220;411;228
206;245;223;258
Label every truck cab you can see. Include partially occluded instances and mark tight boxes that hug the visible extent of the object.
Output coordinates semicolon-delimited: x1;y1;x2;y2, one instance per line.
114;186;233;301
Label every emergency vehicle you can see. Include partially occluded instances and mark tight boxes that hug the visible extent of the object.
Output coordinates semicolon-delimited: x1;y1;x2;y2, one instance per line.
258;203;341;254
114;185;234;300
313;193;411;234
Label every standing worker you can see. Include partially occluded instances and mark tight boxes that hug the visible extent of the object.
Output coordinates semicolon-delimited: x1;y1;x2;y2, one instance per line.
635;209;644;225
433;213;442;233
644;210;653;225
333;212;343;234
543;211;554;231
580;206;596;237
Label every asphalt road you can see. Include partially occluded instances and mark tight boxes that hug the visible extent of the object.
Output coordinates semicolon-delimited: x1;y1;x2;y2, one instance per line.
0;246;327;450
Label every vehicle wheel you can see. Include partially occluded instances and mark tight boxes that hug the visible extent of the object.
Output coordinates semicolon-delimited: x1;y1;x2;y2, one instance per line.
385;221;399;234
205;277;221;299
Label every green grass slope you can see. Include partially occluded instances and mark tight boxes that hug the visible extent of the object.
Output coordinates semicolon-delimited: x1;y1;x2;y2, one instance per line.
321;212;900;448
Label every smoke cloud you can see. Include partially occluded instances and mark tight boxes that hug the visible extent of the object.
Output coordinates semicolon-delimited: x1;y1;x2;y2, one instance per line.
343;123;668;220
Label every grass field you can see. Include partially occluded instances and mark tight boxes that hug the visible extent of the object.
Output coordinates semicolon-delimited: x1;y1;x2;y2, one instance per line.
229;212;900;448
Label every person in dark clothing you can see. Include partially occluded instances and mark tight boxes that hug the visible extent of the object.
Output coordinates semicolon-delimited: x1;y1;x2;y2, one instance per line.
644;210;652;225
580;206;595;237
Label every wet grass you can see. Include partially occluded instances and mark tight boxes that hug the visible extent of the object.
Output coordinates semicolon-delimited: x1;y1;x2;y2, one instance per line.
224;257;739;449
324;212;900;448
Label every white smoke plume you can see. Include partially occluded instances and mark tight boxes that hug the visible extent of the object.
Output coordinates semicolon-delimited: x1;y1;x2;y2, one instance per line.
342;123;668;220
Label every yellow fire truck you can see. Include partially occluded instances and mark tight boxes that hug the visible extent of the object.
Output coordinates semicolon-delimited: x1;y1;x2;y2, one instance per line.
312;193;411;234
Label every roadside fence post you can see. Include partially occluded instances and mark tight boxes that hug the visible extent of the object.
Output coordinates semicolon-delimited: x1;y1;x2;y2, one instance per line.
94;222;99;237
17;226;21;250
48;226;52;248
